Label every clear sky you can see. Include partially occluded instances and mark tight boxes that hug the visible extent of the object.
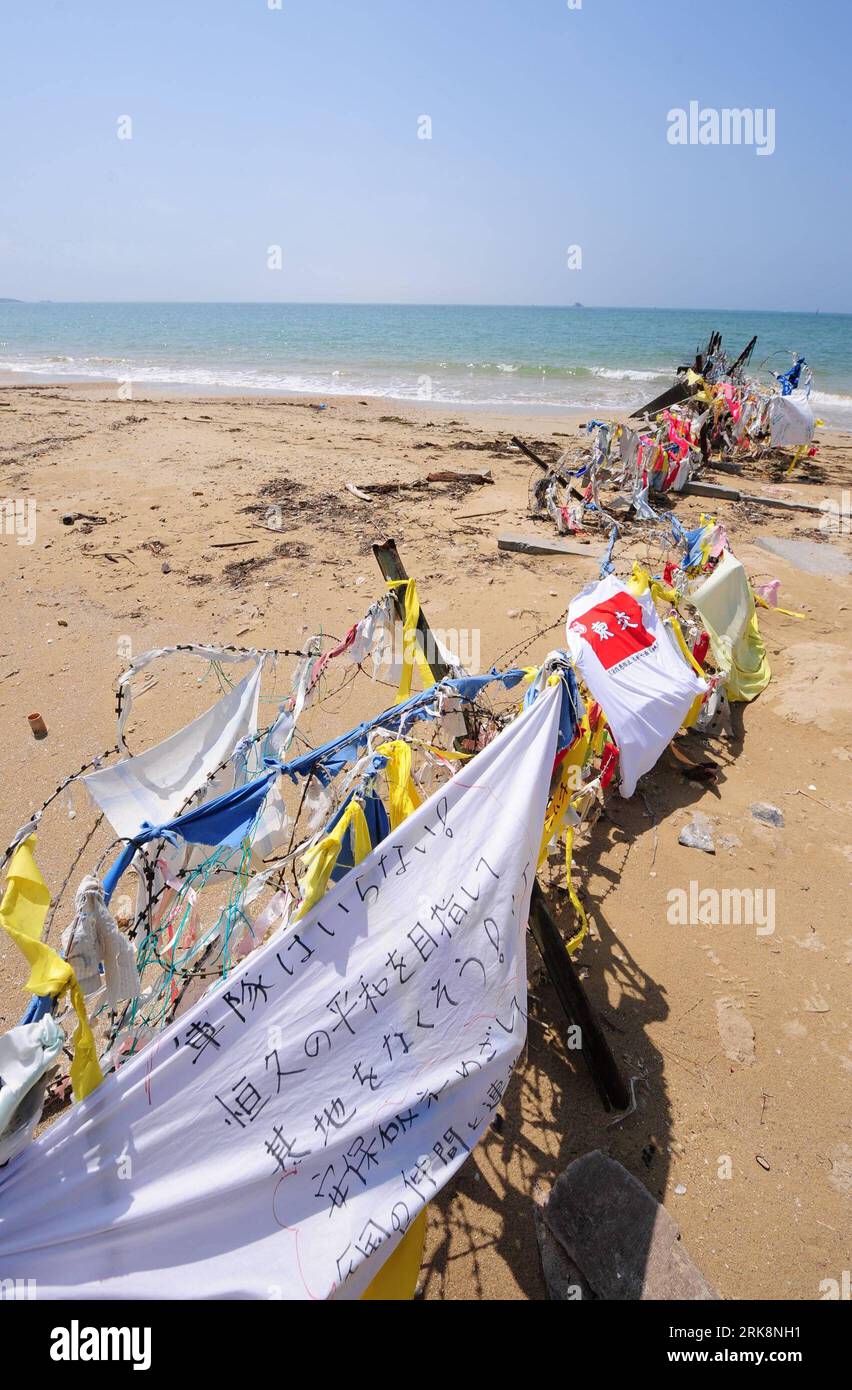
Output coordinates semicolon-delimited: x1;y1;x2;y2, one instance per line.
2;0;850;309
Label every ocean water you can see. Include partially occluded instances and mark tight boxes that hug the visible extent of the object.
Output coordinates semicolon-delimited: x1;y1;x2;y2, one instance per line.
1;302;850;426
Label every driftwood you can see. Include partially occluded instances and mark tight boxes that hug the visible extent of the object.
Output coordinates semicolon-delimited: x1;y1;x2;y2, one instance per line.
354;480;429;495
425;468;493;484
454;506;508;521
498;532;594;558
511;436;574;487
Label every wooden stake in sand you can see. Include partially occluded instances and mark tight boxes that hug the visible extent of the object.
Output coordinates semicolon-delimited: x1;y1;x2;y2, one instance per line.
371;536;630;1113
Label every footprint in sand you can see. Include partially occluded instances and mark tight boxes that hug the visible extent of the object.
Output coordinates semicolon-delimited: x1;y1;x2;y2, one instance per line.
715;996;756;1065
827;1144;852;1197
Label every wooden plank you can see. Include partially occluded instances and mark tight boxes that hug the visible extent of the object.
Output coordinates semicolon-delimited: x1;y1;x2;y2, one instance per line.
528;884;630;1112
498;531;594;558
739;493;824;516
426;468;493;484
682;481;741;501
682;481;824;515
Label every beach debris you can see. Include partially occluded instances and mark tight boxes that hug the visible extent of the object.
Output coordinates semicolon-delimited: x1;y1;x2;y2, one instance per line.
678;813;715;853
161;561;171;574
670;744;719;783
353;480;429;495
750;801;784;828
345;482;373;503
534;1151;719;1300
62;512;106;526
497;532;594;558
755;1155;771;1171
454;506;508;521
425;468;493;484
27;712;48;740
715;997;756;1065
209;539;258;549
91;551;134;565
683;481;823;514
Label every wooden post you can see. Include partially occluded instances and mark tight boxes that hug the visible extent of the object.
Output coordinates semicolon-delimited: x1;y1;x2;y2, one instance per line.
372;539;451;681
372;537;630;1112
528;883;630;1111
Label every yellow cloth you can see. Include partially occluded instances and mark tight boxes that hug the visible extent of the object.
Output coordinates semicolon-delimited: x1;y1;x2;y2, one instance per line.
538;719;592;955
294;799;372;923
376;740;422;829
666;615;707;728
690;550;770;702
0;836;103;1100
361;1211;427;1300
386;578;435;700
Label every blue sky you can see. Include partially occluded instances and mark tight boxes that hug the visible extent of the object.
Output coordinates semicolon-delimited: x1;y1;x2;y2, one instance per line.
1;0;849;309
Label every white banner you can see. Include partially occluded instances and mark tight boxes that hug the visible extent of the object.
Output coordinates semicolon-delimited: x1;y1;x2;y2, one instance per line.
0;685;559;1300
83;662;264;840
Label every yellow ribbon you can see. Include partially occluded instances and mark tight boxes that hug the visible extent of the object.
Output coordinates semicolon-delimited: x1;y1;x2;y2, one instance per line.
376;740;422;829
0;835;103;1101
785;443;808;476
537;717;592;955
666;615;707;729
386;579;435;701
294;799;372;923
562;825;588;955
753;594;804;620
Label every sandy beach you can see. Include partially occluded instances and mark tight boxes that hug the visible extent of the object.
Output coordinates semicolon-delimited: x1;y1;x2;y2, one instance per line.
1;380;850;1301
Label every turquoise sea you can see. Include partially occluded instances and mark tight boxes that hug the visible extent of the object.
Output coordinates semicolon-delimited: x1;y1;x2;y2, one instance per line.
1;302;850;426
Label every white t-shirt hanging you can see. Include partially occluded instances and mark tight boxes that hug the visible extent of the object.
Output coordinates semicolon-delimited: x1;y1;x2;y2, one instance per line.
566;575;706;798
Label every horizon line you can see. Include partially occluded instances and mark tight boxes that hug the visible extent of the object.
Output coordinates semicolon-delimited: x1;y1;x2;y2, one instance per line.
0;299;846;316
